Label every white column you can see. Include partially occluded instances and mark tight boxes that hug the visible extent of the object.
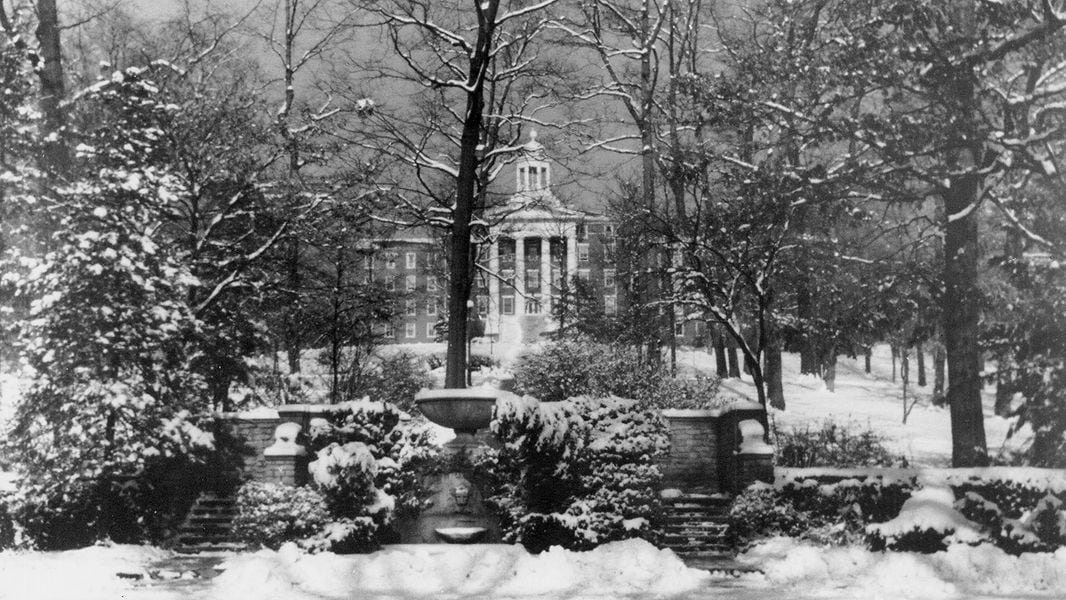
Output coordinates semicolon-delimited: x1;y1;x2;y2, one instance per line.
515;235;526;307
540;237;551;312
565;231;578;286
488;239;500;334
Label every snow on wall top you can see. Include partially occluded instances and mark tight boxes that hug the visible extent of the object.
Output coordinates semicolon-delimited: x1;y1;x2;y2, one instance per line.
777;467;1066;493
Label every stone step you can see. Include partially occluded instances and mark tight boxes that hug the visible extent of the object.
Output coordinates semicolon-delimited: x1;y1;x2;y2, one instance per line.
173;542;246;554
664;526;730;537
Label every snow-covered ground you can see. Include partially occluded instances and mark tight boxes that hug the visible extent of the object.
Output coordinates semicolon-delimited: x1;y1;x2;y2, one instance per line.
673;344;1025;467
1;538;1064;600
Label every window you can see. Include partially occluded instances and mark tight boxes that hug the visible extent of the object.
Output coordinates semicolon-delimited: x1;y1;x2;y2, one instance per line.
476;295;489;316
427;322;436;338
577;224;587;241
383;322;394;338
427;299;437;316
578;269;590;282
406;274;417;292
674;321;685;337
405;323;417;338
406;300;417;316
526;269;540;289
386;277;396;292
605;295;617;315
578;243;590;264
502;269;515;285
405;252;417;269
385;252;397;269
605;224;614;236
604;269;616;290
428;276;438;292
525;298;541;314
501;296;514;315
605;239;616;260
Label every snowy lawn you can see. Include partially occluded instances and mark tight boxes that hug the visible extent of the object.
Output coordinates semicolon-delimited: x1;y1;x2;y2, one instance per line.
2;539;1064;600
674;345;1025;466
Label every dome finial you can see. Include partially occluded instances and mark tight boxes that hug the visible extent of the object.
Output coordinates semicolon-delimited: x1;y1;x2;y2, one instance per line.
528;128;538;142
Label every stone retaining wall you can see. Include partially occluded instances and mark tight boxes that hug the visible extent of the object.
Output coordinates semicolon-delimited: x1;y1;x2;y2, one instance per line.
220;401;774;495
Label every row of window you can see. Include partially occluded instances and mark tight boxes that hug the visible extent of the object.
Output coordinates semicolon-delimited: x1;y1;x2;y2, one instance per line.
370;238;618;275
385;314;695;341
383;274;438;293
399;292;618;318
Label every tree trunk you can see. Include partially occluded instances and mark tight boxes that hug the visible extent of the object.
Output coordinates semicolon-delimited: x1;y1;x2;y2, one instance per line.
445;0;499;389
864;346;872;374
35;0;69;177
713;330;728;377
994;363;1013;417
916;343;927;387
891;345;897;382
766;343;785;409
823;352;837;393
943;168;989;466
797;284;818;375
933;344;947;405
727;345;741;378
285;238;302;374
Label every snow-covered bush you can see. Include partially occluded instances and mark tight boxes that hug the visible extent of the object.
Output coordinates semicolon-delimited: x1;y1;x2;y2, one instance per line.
775;421;904;468
867;486;989;552
728;483;808;545
513;338;720;408
770;470;1066;553
232;482;330;549
484;394;668;552
305;398;438;551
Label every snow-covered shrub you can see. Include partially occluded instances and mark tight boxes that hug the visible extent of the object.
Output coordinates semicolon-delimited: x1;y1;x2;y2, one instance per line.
305;398;438;550
955;486;1066;553
776;421;904;468
232;482;330;549
485;394;668;552
776;471;1066;553
513;338;720;408
867;486;989;552
729;483;807;545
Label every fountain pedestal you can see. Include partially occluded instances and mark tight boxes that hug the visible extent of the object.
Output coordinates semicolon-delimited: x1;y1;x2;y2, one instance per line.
398;387;501;543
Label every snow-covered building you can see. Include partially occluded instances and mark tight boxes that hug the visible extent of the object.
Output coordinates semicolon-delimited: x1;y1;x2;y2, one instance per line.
369;131;705;345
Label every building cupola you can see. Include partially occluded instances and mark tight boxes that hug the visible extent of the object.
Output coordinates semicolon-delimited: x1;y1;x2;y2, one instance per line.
516;129;550;192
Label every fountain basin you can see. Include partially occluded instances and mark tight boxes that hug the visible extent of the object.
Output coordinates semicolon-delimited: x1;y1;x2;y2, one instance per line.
434;527;488;543
415;388;498;434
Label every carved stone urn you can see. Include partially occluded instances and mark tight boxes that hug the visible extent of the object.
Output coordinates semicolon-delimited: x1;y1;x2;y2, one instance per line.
414;387;499;453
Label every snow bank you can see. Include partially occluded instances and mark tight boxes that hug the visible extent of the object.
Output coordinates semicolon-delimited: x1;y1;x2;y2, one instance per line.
208;539;708;599
738;537;1066;599
0;544;170;600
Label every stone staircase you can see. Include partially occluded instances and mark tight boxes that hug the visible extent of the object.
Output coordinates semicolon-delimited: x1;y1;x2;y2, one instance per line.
660;493;734;560
171;492;245;554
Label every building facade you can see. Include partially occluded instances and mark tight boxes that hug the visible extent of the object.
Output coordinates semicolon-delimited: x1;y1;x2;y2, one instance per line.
370;131;708;346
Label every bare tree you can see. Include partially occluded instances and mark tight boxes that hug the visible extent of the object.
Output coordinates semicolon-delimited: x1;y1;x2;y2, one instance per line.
335;0;565;388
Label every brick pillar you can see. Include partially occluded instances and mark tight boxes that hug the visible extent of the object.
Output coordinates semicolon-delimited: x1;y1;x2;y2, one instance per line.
263;422;309;486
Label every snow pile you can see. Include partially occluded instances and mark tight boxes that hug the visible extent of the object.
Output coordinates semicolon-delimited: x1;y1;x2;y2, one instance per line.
866;485;987;546
740;537;1066;599
208;539;708;600
0;544;170;600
